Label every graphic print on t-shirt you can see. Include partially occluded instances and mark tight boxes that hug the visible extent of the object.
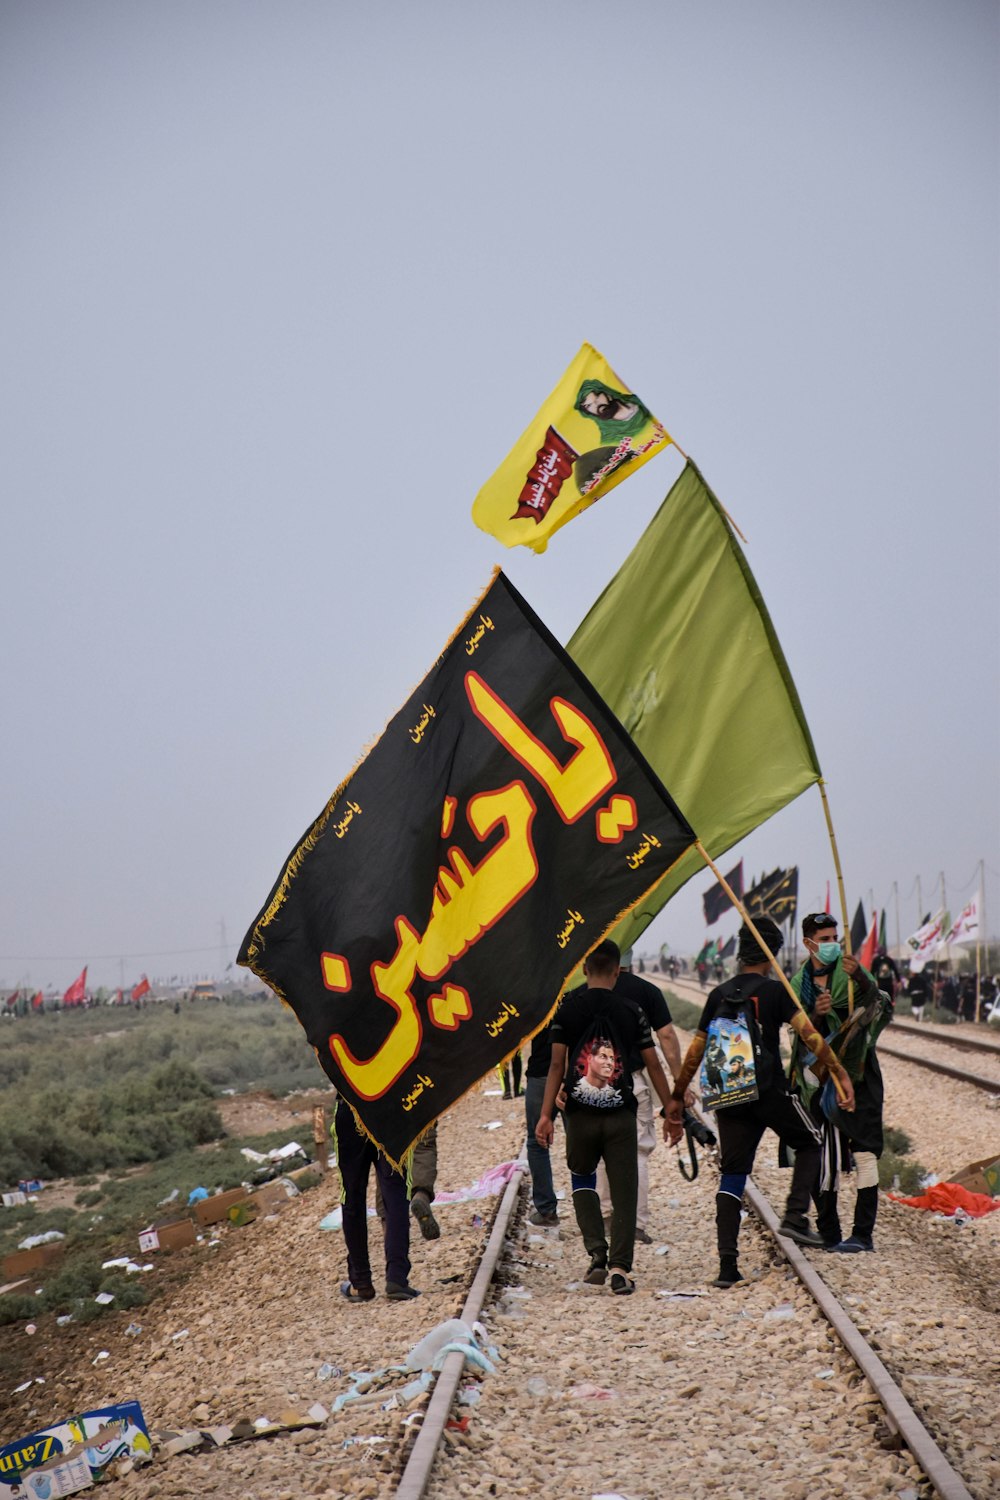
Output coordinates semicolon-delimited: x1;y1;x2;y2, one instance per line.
699;1010;759;1111
569;1032;626;1109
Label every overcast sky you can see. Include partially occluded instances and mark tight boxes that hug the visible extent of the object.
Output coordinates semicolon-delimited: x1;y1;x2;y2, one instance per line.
2;0;997;992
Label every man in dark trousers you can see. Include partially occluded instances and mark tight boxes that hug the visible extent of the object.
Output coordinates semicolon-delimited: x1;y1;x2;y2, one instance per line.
535;940;674;1295
565;945;687;1243
666;918;855;1289
789;912;892;1253
333;1097;420;1302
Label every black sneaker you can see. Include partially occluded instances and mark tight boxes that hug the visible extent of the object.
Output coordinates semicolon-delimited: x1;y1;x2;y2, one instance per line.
583;1256;608;1285
778;1216;824;1249
410;1194;441;1240
610;1273;635;1296
634;1227;653;1245
386;1282;421;1301
829;1235;875;1253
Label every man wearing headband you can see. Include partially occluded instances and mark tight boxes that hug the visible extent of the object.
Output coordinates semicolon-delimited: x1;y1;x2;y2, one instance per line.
667;918;854;1289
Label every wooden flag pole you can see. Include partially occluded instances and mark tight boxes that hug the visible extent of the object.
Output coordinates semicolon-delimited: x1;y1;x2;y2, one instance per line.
694;840;850;1105
817;778;855;1017
674;447;749;543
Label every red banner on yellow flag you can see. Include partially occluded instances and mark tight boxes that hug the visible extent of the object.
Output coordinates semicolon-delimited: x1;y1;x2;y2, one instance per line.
472;343;671;553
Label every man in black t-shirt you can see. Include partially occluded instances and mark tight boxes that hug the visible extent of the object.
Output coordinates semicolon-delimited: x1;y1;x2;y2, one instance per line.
536;940;675;1295
906;968;928;1022
666;919;854;1289
574;953;687;1243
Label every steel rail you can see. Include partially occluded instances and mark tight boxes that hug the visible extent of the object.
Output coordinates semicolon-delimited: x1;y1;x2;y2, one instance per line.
744;1176;976;1500
395;1157;526;1500
877;1044;1000;1093
888;1019;1000;1057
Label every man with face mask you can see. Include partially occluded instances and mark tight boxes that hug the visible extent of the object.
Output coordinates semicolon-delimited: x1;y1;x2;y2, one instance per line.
788;913;893;1253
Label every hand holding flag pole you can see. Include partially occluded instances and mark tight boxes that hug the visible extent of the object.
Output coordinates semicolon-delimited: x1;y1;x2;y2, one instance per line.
694;840;851;1106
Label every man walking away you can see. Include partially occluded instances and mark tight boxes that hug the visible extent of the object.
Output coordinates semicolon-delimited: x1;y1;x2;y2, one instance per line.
535;941;674;1295
666;919;855;1289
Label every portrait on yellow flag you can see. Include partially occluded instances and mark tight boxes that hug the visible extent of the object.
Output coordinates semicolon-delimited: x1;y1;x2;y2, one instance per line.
472;342;671;553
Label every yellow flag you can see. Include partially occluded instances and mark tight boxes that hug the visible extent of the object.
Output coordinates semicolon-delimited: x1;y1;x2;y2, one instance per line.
472;343;671;553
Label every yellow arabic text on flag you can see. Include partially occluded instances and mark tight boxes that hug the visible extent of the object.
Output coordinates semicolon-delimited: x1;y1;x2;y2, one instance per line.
472;343;671;553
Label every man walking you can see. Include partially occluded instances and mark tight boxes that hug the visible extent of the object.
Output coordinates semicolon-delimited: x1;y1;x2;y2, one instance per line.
535;941;674;1295
666;918;855;1289
789;912;892;1253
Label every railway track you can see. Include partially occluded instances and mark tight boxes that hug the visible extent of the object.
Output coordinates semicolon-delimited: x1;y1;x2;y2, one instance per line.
887;1019;1000;1058
662;973;1000;1094
392;1150;981;1499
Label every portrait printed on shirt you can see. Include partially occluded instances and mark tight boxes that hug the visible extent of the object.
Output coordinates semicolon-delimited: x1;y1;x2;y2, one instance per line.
568;1029;627;1109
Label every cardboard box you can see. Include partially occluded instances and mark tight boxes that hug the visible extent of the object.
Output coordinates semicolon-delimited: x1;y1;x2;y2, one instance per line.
1;1240;63;1281
0;1400;150;1498
946;1153;1000;1197
251;1177;300;1215
137;1217;197;1253
192;1188;250;1227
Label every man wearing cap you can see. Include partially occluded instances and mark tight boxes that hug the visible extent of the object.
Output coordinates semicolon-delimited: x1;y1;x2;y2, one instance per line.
789;912;893;1253
666;918;855;1289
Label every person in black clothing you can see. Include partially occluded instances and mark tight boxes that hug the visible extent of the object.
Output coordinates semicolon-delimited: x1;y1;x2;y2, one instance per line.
871;951;900;1001
536;941;675;1295
524;1021;560;1225
666;918;855;1289
565;945;686;1244
906;968;929;1022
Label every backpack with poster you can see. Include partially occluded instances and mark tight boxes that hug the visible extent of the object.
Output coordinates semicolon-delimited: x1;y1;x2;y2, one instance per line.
699;976;771;1112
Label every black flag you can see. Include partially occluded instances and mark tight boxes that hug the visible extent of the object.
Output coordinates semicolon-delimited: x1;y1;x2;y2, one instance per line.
239;572;697;1163
702;860;744;926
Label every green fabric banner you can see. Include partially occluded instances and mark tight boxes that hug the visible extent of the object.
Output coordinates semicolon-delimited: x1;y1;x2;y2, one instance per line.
568;460;821;953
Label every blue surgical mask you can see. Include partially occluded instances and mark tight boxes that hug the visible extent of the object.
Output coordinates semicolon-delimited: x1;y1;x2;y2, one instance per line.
817;940;842;964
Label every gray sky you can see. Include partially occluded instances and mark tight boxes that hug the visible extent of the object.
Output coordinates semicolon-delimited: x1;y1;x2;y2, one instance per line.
2;0;997;992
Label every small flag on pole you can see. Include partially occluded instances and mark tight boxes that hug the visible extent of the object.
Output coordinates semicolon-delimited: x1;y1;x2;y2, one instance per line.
63;967;87;1007
702;860;744;925
472;344;671;553
945;892;981;946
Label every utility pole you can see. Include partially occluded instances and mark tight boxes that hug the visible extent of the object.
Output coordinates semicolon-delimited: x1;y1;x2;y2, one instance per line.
893;881;900;960
219;919;228;981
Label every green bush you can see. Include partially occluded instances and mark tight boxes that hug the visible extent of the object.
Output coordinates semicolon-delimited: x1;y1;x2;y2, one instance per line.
883;1126;912;1155
0;1293;40;1326
878;1149;925;1195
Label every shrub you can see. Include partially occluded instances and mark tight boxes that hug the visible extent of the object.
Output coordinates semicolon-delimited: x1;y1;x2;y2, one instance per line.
0;1294;39;1326
883;1126;912;1156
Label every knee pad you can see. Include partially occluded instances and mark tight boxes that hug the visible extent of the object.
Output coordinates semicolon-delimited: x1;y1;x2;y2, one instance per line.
719;1172;747;1200
854;1152;879;1189
570;1171;598;1193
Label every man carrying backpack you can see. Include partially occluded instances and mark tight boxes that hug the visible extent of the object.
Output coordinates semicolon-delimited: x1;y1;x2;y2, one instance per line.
666;918;855;1289
535;940;675;1296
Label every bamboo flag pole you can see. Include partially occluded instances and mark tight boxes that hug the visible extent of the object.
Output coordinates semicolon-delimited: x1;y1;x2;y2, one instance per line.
674;445;749;543
816;778;855;1016
694;840;850;1105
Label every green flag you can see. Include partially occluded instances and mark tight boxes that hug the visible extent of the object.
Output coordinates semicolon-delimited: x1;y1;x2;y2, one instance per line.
568;460;821;952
